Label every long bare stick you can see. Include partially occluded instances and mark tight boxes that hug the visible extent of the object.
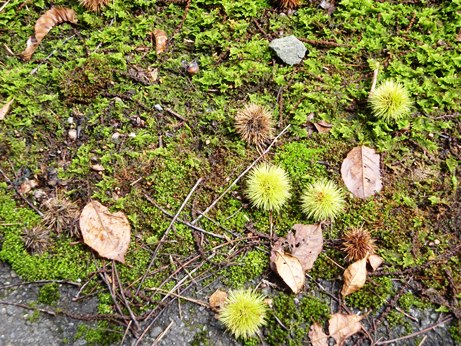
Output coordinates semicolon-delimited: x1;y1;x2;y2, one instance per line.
136;178;203;294
191;124;291;225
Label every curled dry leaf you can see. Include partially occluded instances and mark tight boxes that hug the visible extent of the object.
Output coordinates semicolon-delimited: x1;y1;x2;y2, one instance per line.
0;99;14;120
21;7;77;61
313;120;333;134
288;223;323;272
209;289;228;312
368;254;384;272
328;313;363;346
79;201;131;263
341;256;367;297
341;146;382;199
273;251;305;294
309;322;329;346
153;29;167;55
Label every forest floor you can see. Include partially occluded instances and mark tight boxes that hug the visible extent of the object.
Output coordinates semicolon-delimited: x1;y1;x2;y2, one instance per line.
0;0;460;345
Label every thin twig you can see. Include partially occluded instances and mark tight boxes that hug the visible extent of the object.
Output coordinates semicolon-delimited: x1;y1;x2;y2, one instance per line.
0;168;44;217
374;317;452;345
191;125;291;226
152;321;174;346
370;64;380;95
0;279;80;290
146;287;210;308
165;107;187;122
136;178;203;294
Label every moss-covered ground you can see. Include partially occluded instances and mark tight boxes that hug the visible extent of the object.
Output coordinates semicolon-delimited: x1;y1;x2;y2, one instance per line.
1;0;460;344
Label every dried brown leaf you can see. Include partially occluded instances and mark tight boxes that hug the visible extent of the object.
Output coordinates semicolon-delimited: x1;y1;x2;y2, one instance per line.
273;251;305;294
0;99;13;120
153;29;167;55
341;146;382;199
209;289;228;312
341;257;367;297
313;120;332;134
18;179;38;194
309;322;329;346
79;201;131;263
21;7;77;61
328;313;363;346
368;254;384;272
288;223;323;272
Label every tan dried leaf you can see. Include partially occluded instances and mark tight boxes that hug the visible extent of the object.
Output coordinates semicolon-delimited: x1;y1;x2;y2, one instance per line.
18;179;38;194
288;223;323;272
209;289;228;312
308;322;329;346
79;201;131;263
153;29;167;55
274;251;305;294
0;99;14;120
341;257;367;297
91;164;105;172
313;120;333;134
328;313;363;346
21;7;77;61
368;254;384;272
341;146;382;199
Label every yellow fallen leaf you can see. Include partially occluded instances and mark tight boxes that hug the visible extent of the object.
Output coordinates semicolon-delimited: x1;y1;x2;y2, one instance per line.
274;251;305;294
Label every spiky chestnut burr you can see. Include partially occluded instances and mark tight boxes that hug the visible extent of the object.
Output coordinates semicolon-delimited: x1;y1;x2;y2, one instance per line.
22;226;51;255
218;289;267;339
235;104;274;146
246;163;291;212
342;227;376;261
301;179;345;221
369;80;412;122
79;0;110;12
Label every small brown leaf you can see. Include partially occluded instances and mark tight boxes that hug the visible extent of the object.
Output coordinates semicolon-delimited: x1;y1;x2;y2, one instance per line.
18;179;38;194
309;322;329;346
209;289;227;312
79;201;131;263
288;223;323;272
341;146;382;199
0;99;13;120
313;120;332;134
368;254;384;272
153;29;167;55
341;257;367;297
21;7;77;60
328;313;363;346
91;164;105;172
274;251;305;294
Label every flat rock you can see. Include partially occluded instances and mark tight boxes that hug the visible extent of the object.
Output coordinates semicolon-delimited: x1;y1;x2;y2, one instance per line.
269;35;306;65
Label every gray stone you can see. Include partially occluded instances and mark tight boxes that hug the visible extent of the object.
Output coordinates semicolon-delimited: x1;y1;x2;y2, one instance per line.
269;35;306;65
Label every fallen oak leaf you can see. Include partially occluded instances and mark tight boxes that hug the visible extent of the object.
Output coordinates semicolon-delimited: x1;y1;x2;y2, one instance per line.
328;313;363;346
79;201;131;263
309;322;329;346
341;256;367;297
21;7;77;61
0;99;14;120
288;223;323;272
368;254;384;272
273;251;305;294
341;146;382;199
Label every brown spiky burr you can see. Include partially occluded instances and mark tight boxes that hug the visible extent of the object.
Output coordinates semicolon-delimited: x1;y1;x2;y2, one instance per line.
22;226;51;255
235;103;274;146
42;197;80;238
342;227;376;261
278;0;300;9
79;0;110;12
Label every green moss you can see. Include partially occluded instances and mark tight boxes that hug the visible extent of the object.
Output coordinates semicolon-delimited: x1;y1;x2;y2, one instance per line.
345;277;393;310
74;321;122;346
223;249;268;288
398;292;430;312
265;294;329;346
38;283;60;306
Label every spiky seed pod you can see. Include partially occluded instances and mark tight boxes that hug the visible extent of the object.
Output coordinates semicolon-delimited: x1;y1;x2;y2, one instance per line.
218;289;267;339
235;104;274;146
22;226;51;255
79;0;110;12
42;197;80;238
369;80;412;122
278;0;300;9
301;179;345;221
246;163;291;212
342;227;376;261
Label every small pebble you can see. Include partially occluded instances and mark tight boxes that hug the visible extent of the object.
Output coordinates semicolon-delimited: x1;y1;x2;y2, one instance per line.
67;117;74;124
434;239;440;245
111;132;121;143
68;129;77;141
129;132;136;138
154;104;163;111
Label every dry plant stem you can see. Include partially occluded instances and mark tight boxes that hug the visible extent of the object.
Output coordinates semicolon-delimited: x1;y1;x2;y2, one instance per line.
374;317;452;345
152;321;174;346
298;38;349;47
370;65;380;95
144;194;226;239
0;167;44;217
165;107;188;122
191;124;291;226
136;178;203;295
171;0;191;38
0;279;80;290
269;210;273;239
120;320;132;346
147;287;210;308
113;261;141;332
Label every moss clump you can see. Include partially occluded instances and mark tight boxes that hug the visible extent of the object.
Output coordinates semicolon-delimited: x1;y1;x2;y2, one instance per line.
398;292;430;312
74;321;122;346
38;283;60;306
223;249;268;288
345;277;393;310
265;294;329;346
